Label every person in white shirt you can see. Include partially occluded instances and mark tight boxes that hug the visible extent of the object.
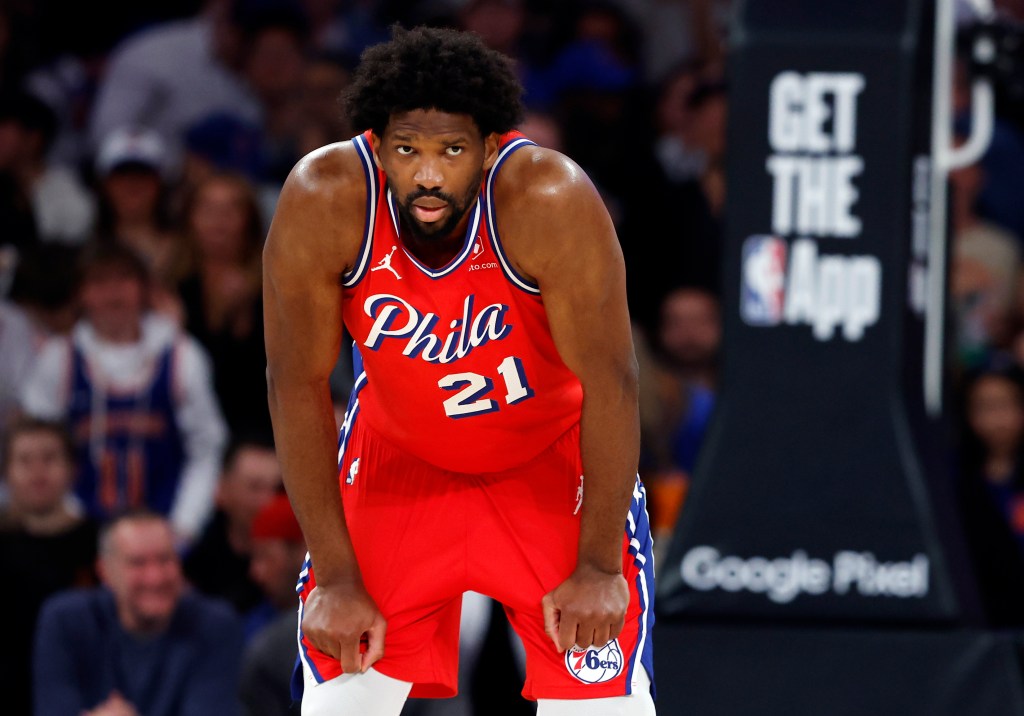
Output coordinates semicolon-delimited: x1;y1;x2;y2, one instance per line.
20;242;228;544
0;90;96;245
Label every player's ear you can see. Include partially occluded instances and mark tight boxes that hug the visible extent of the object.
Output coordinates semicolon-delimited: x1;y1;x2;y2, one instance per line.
370;131;383;170
482;132;501;171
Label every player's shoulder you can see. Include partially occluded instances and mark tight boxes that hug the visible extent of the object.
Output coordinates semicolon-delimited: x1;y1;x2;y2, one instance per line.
281;140;367;208
492;143;618;278
495;144;599;213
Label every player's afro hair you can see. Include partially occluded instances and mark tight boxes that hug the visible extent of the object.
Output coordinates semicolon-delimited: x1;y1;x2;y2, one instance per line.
344;25;524;137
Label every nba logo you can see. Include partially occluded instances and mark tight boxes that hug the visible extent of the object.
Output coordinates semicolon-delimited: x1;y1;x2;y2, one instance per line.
564;639;623;684
741;235;788;326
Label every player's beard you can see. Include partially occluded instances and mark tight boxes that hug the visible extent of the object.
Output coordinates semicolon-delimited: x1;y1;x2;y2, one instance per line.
393;170;482;243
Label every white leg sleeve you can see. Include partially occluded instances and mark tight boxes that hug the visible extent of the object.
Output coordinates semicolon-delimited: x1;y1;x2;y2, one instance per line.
301;662;413;716
536;666;656;716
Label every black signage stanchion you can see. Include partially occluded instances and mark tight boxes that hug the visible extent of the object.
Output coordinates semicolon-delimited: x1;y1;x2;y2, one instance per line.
653;1;1024;713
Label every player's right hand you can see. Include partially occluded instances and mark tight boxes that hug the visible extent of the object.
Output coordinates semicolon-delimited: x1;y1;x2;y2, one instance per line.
302;580;387;674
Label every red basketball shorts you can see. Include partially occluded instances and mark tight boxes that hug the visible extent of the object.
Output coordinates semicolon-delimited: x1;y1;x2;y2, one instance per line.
295;416;656;701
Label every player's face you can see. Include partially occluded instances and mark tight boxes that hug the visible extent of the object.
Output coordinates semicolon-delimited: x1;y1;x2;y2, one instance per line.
101;520;183;632
373;109;500;243
4;430;74;515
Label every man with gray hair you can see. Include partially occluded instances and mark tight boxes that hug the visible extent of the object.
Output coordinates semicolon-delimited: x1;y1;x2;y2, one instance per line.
33;511;244;716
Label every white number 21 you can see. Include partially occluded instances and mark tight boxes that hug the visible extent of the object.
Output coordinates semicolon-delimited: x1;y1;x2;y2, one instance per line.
438;356;534;418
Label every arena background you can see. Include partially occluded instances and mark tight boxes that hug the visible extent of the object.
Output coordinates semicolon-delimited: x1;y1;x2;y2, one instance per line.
3;0;1024;714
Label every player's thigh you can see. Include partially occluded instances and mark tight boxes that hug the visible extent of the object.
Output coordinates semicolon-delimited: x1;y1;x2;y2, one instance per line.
340;417;467;607
467;426;585;610
486;471;656;701
301;662;412;716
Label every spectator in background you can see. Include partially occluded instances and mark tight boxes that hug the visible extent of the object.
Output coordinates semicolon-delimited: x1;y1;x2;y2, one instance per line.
546;1;642;202
177;172;272;441
0;122;37;293
185;438;282;620
952;54;1024;245
620;0;731;83
183;112;266;184
238;493;306;716
0;298;38;442
949;141;1021;370
517;109;564;151
88;0;262;163
643;287;720;552
93;126;180;289
957;363;1024;626
295;52;352;157
298;0;387;57
4;241;80;336
656;286;720;392
620;66;724;336
0;89;95;244
680;73;727;219
0;418;98;716
24;22;110;172
651;61;708;185
458;0;525;58
19;242;227;544
33;511;243;716
240;0;310;186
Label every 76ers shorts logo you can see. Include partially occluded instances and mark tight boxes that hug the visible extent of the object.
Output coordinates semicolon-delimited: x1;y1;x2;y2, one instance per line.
564;639;623;684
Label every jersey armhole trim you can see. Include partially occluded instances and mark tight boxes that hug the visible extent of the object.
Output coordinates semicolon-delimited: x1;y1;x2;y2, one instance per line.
484;137;541;295
342;134;378;288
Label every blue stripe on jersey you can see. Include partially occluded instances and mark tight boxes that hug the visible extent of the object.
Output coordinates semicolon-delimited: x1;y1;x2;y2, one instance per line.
295;553;312;594
385;190;483;280
336;343;368;469
625;477;657;698
295;597;325;690
291;555;315;702
484;137;541;295
290;653;304;703
341;134;378;288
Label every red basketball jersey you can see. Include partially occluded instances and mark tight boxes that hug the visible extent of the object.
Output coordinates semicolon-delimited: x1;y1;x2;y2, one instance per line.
340;130;583;474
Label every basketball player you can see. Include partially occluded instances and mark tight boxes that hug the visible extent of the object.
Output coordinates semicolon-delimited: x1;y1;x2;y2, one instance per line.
264;26;656;715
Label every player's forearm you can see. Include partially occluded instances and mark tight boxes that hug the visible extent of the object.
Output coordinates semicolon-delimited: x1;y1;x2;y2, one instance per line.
267;375;360;584
576;364;641;574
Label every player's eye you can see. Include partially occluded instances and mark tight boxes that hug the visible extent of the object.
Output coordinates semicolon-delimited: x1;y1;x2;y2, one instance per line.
396;146;415;155
445;146;464;156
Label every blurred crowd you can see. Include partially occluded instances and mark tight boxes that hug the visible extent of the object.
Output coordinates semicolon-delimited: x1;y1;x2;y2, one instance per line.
2;0;1024;714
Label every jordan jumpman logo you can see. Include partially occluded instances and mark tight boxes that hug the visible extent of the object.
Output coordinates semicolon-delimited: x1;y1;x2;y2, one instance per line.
371;245;402;280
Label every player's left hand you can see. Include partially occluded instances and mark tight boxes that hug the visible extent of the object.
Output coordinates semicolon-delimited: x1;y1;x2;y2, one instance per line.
541;564;629;653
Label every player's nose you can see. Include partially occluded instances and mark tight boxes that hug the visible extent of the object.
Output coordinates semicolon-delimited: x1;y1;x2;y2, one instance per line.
413;158;444;190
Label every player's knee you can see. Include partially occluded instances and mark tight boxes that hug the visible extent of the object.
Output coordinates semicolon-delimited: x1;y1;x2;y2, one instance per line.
536;666;655;716
301;665;413;716
536;693;656;716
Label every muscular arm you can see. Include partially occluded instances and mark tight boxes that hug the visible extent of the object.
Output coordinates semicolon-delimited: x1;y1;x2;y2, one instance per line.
499;148;640;649
263;143;385;671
